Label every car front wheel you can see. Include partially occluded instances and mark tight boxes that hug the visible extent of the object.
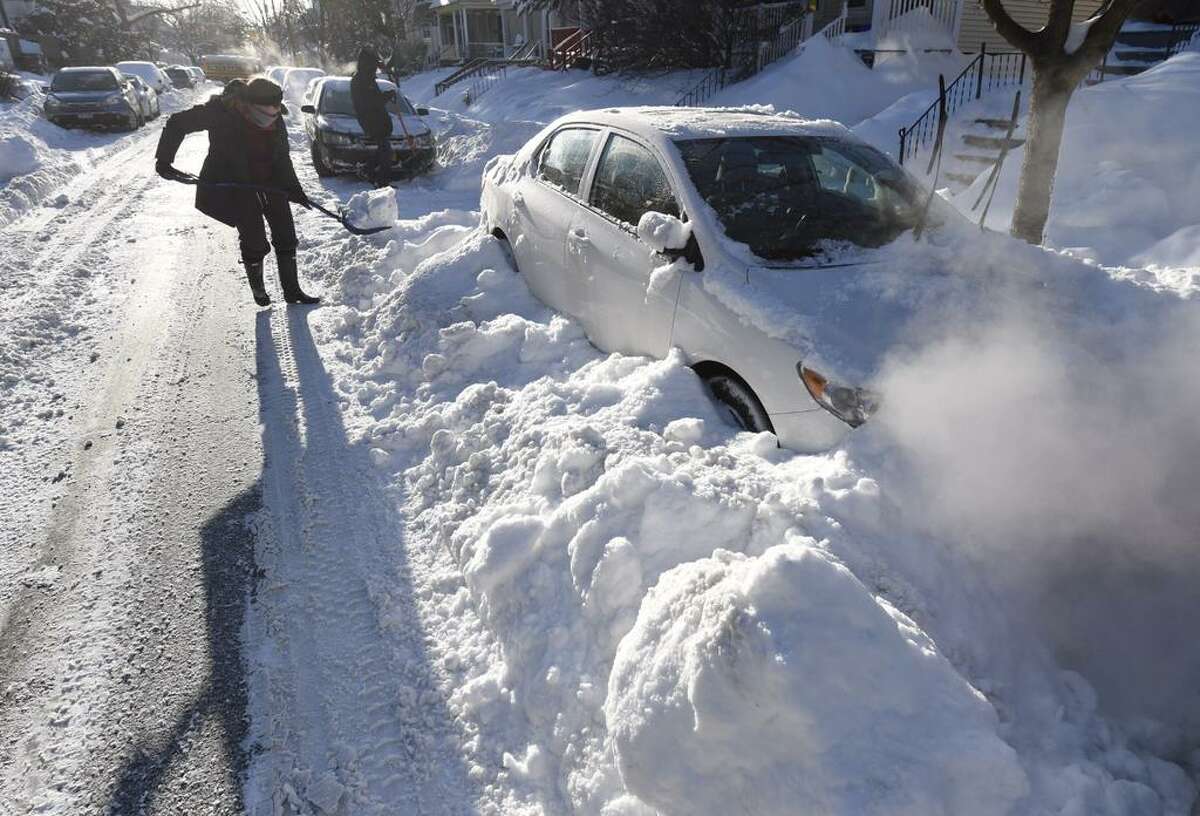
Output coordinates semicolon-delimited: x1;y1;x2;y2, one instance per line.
311;141;335;176
700;369;775;435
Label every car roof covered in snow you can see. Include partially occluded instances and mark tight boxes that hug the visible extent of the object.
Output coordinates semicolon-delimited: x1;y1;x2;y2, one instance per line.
552;106;853;143
318;76;398;91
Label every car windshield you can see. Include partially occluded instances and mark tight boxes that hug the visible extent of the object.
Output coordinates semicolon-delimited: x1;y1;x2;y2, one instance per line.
52;71;118;92
675;136;923;261
167;69;188;79
319;84;415;117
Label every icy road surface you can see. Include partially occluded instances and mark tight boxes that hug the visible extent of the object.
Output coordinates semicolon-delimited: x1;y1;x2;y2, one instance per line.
0;115;472;814
0;125;260;813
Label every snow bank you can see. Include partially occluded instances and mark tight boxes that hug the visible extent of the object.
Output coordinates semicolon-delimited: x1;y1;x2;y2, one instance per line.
953;52;1200;273
0;86;203;226
713;35;967;127
608;543;1028;816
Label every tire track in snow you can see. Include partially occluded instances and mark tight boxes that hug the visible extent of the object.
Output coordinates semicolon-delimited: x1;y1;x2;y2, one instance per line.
245;307;480;815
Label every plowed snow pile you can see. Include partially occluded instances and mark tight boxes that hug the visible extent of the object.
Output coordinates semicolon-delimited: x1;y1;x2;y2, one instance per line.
269;49;1200;816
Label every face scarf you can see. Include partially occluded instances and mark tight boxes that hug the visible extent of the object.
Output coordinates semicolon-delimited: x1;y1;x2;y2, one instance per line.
239;101;280;130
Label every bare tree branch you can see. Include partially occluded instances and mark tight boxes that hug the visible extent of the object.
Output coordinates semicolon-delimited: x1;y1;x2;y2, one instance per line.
126;3;202;27
1044;0;1078;49
979;0;1040;53
1072;0;1140;65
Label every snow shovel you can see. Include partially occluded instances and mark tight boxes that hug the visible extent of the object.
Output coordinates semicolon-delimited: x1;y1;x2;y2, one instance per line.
166;172;392;237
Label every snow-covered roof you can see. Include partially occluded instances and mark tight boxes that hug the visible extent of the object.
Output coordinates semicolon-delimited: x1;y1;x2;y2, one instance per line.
553;106;852;142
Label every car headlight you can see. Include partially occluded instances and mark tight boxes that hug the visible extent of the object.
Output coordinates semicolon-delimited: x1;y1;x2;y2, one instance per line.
322;131;353;146
798;364;879;428
102;93;125;106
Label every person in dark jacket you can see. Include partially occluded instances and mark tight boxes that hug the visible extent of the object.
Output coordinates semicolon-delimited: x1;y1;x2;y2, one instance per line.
350;47;396;187
154;77;319;306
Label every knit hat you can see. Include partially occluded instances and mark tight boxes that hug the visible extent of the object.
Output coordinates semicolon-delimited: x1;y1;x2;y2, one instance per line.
244;77;284;106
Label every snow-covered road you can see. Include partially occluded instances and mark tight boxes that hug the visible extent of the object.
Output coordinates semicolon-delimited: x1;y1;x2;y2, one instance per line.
0;122;264;814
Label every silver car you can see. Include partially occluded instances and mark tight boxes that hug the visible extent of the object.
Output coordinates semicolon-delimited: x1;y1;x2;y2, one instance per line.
122;73;160;120
482;108;927;451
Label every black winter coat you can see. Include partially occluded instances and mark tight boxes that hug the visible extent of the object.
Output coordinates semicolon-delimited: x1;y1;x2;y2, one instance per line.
350;67;392;141
155;95;303;228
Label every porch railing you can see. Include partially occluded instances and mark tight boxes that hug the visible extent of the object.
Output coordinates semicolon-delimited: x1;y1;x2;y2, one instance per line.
813;2;848;42
1167;22;1199;56
871;0;961;44
463;62;507;105
897;46;1026;166
549;28;594;70
675;2;829;107
434;57;488;96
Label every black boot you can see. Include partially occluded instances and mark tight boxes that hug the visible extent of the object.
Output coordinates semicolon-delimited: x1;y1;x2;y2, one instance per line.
245;261;271;307
276;252;320;305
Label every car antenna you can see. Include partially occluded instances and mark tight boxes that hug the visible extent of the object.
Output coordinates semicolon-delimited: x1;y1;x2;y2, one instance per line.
913;73;947;242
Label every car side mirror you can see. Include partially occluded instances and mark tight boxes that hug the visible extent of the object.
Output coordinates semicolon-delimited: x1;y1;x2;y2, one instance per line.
416;107;429;116
300;104;315;114
637;211;691;252
41;84;50;93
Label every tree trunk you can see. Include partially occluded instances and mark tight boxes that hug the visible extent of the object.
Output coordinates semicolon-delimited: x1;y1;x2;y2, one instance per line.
1010;63;1076;245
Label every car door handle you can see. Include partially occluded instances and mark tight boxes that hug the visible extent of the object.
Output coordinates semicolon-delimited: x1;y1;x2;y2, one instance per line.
512;190;526;209
569;228;589;243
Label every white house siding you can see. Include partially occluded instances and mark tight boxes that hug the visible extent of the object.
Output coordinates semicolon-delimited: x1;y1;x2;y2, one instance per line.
957;0;1106;53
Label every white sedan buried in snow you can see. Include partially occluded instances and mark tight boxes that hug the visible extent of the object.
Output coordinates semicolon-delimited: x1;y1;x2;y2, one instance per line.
481;107;926;452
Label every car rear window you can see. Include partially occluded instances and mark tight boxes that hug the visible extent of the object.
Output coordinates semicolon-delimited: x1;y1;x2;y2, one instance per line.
590;134;679;227
52;71;118;92
537;128;598;196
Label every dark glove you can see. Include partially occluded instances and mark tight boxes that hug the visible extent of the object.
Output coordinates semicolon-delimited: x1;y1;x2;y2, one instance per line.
156;161;190;182
288;187;312;209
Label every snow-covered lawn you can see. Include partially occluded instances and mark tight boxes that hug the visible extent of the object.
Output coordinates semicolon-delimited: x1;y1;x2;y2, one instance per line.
3;41;1198;816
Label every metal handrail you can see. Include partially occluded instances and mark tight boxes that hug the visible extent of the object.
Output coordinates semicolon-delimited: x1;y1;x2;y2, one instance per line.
549;28;592;70
434;57;487;96
435;58;504;97
897;46;1026;166
674;3;817;107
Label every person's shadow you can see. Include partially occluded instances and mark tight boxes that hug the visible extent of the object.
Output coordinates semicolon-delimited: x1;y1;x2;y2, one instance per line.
105;307;478;814
243;307;479;814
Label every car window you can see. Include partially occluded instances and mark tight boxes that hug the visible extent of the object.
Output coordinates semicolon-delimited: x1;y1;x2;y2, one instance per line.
590;134;680;227
537;128;598;196
318;83;415;116
675;136;921;261
52;71;118;91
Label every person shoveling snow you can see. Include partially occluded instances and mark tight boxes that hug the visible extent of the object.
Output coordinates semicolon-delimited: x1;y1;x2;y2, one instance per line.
154;77;321;306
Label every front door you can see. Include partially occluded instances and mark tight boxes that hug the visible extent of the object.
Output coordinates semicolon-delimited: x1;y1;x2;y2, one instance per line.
568;132;685;358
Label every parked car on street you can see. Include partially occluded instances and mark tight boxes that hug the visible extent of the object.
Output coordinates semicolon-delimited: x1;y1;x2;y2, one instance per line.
299;77;435;179
186;66;206;84
266;65;289;86
43;66;144;130
481;108;928;451
121;72;160;120
165;65;194;89
115;60;170;94
282;67;325;102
